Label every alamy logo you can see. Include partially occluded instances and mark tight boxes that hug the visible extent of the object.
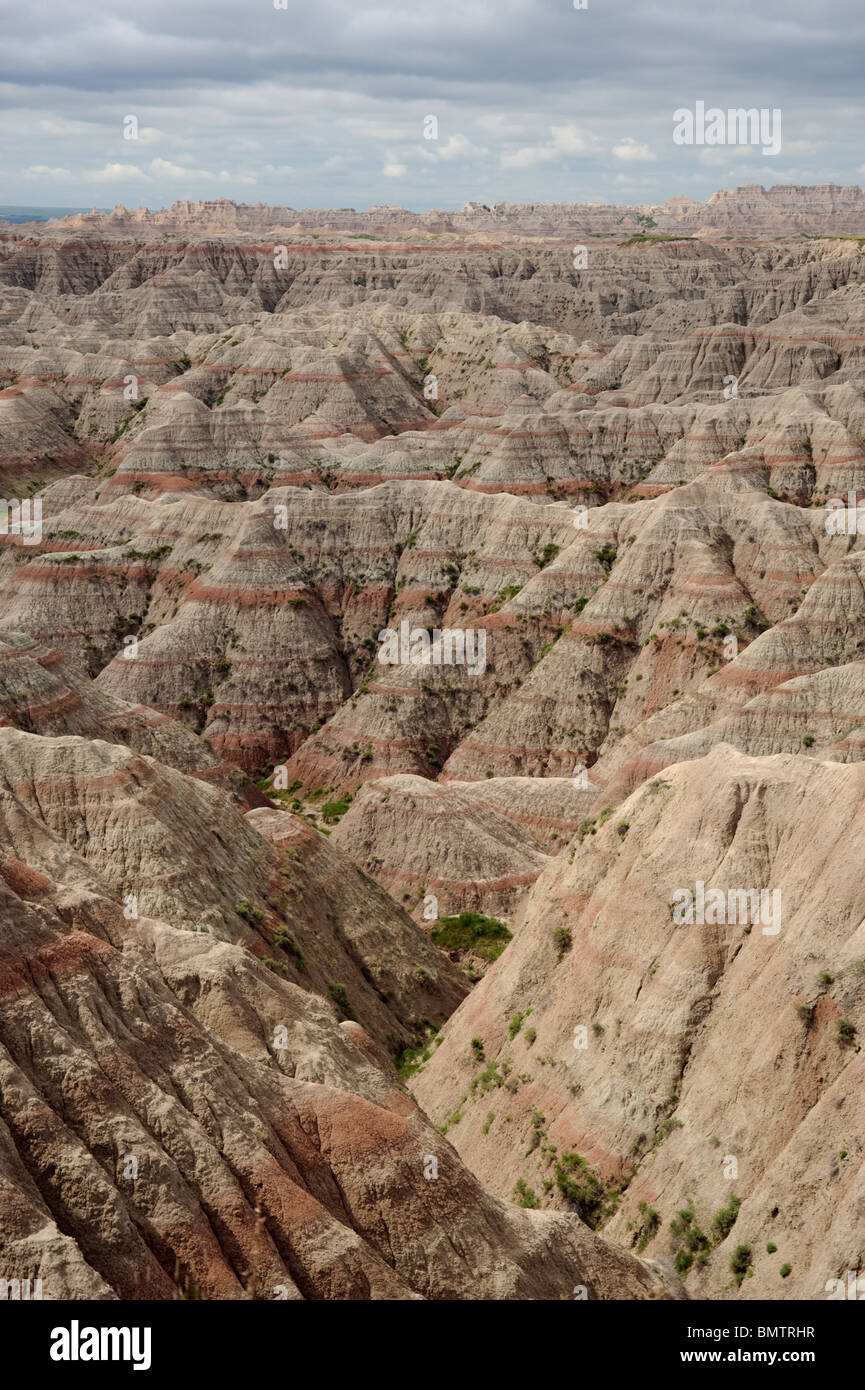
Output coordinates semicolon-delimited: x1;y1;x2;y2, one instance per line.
826;1270;865;1299
673;102;782;156
825;492;865;534
671;881;781;935
0;498;42;545
1;1277;42;1299
50;1321;151;1371
377;619;486;675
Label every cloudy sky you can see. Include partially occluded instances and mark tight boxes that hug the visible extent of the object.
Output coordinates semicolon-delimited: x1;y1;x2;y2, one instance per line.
1;0;863;210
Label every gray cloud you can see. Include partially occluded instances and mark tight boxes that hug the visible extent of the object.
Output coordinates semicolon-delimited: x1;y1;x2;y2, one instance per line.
1;0;862;208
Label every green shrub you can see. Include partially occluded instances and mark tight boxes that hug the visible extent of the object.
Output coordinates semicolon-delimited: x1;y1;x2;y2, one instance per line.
711;1194;741;1243
594;545;617;572
321;793;352;823
430;911;513;961
653;1115;683;1147
731;1244;752;1286
670;1204;710;1275
837;1018;857;1047
533;542;560;569
327;982;354;1019
554;1152;606;1228
273;925;305;971
525;1110;546;1156
470;1058;509;1096
513;1178;540;1209
553;925;572;961
395;1039;435;1079
634;1201;660;1253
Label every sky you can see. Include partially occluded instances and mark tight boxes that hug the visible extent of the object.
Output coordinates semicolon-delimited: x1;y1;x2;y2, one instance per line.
1;0;863;211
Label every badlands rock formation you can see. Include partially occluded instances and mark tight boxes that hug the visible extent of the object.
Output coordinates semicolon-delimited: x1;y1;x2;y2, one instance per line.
2;190;865;1299
0;725;681;1300
331;774;585;919
31;184;865;238
413;747;865;1301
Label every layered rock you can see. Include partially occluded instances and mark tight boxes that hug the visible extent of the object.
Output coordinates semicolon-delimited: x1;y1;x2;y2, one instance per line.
35;185;865;239
331;773;585;919
412;747;865;1301
4;195;865;1301
0;727;681;1301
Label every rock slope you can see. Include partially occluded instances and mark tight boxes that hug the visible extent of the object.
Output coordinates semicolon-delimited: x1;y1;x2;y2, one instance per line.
3;191;865;1299
0;727;681;1301
413;748;865;1301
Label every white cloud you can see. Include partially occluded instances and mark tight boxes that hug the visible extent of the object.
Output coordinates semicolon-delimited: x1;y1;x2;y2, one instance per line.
500;145;556;169
148;157;216;180
501;124;596;169
23;164;70;178
134;127;165;147
551;125;595;156
38;118;102;137
433;133;486;162
611;138;656;163
698;145;754;165
782;140;824;156
475;112;511;136
86;163;152;182
0;0;863;209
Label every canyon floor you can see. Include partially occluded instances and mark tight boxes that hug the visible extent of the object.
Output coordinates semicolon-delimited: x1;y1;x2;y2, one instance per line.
1;191;864;1301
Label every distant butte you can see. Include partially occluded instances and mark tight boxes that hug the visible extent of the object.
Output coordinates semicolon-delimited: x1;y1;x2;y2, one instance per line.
4;183;865;239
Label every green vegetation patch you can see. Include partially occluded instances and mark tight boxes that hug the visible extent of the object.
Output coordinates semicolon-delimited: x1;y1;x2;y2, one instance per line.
430;911;513;961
